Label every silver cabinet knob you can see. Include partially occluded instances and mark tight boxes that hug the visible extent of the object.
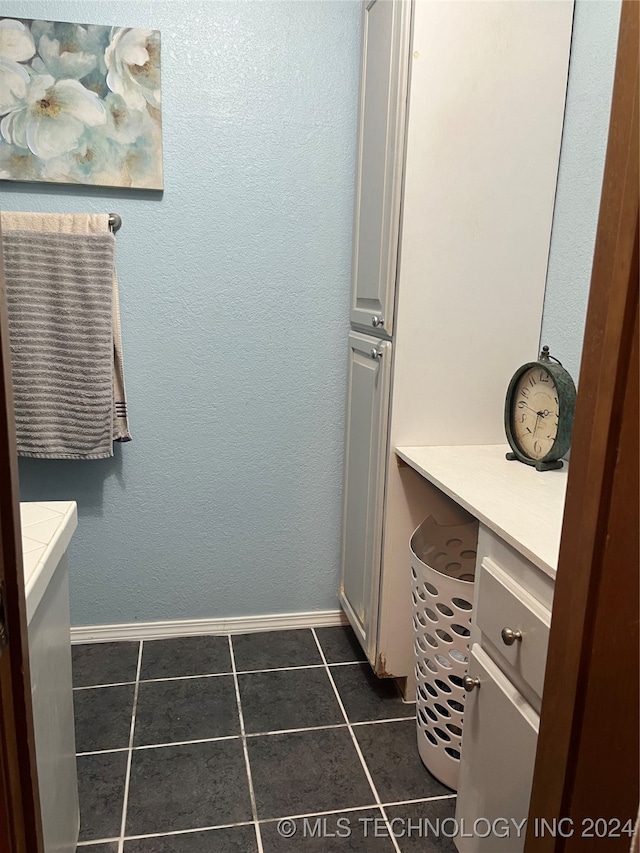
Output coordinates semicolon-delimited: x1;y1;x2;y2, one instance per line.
370;348;383;360
501;627;523;646
463;675;480;692
371;315;385;328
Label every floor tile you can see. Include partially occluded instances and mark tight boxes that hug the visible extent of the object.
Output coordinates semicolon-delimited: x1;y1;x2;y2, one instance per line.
248;727;374;820
72;642;139;688
386;798;457;852
331;664;415;723
74;685;134;753
239;668;343;734
124;825;258;852
77;845;119;852
354;720;451;804
232;630;322;672
77;751;128;842
315;626;367;664
134;675;240;746
261;808;395;851
140;636;232;680
125;740;253;836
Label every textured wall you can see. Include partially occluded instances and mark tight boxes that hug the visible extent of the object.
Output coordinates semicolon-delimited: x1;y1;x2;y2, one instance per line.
3;0;361;625
540;0;621;382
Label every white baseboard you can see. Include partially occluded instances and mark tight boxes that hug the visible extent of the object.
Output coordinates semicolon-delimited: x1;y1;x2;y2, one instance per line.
70;609;349;644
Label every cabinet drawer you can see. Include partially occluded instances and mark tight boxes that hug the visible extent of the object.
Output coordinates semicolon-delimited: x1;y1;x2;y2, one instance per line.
475;557;550;700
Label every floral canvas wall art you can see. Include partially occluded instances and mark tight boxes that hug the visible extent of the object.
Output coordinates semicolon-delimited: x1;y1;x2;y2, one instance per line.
0;18;163;189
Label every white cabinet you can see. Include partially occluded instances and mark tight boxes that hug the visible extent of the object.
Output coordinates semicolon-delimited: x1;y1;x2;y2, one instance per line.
21;502;79;853
454;645;539;853
456;526;556;853
340;0;573;681
349;0;410;334
341;332;392;654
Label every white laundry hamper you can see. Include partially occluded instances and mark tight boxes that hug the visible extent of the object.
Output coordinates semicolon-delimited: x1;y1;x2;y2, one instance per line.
410;515;477;791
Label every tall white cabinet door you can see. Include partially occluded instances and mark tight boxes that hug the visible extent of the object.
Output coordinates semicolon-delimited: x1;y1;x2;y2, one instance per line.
454;645;539;853
349;0;411;335
340;332;392;659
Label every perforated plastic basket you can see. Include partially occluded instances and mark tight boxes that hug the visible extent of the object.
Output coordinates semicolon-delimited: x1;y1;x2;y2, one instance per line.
410;516;477;791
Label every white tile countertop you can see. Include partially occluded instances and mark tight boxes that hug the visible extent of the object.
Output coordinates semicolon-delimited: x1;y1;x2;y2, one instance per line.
21;502;77;624
395;445;568;578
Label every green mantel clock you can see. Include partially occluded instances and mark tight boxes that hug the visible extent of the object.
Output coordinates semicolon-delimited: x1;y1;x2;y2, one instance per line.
504;346;577;471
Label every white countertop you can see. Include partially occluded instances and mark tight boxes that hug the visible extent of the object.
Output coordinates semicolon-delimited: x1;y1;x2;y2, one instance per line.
395;445;568;578
21;502;77;623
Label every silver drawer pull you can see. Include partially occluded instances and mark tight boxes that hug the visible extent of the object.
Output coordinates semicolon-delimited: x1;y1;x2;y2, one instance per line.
501;627;523;646
463;676;480;692
370;348;383;360
371;315;385;328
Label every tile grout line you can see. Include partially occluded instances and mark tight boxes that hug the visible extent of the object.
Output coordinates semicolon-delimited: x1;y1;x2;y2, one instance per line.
75;794;458;846
117;639;143;853
244;723;346;739
228;635;264;853
310;629;403;853
256;793;457;823
77;747;131;757
116;820;256;842
75;719;418;758
383;793;457;806
351;716;416;726
72;659;367;691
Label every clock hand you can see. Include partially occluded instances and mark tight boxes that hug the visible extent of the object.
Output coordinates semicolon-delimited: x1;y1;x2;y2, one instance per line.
532;413;541;438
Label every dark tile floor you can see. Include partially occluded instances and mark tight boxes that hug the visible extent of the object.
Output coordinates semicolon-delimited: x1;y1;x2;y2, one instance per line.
73;626;455;852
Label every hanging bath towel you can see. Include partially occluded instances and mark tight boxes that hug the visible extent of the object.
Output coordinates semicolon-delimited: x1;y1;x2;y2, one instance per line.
1;211;132;459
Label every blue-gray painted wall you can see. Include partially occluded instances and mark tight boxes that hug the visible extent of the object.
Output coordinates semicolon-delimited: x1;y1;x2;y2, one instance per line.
4;0;362;626
2;0;620;627
540;0;621;382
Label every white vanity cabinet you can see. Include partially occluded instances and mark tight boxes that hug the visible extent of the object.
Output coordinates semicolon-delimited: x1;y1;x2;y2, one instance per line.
455;528;555;853
340;0;574;679
456;644;539;853
394;446;566;853
21;501;79;853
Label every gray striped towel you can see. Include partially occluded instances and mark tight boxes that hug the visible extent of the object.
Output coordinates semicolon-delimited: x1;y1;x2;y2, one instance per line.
1;211;132;459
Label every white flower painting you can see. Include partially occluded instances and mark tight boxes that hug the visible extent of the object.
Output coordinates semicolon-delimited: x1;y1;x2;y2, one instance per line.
0;18;163;189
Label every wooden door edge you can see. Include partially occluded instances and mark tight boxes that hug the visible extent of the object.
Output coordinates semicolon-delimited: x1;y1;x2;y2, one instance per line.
525;2;639;850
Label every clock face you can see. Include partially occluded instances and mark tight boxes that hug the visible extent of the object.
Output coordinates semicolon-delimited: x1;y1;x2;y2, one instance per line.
511;367;560;460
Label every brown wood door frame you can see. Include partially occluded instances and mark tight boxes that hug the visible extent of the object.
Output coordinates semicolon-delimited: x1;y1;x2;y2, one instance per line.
0;219;44;852
526;1;639;849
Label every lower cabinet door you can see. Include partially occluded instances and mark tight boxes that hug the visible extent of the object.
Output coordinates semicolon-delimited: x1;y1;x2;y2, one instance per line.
454;644;539;853
340;332;392;661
